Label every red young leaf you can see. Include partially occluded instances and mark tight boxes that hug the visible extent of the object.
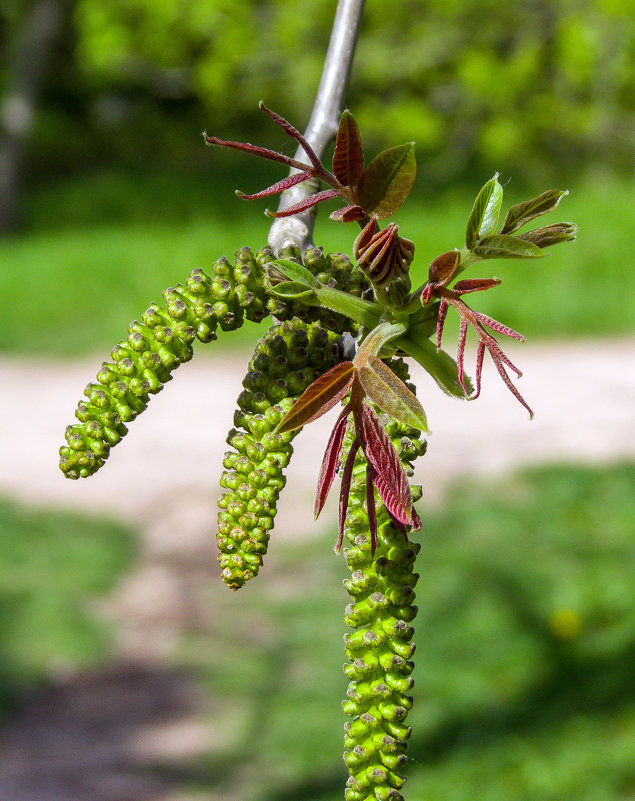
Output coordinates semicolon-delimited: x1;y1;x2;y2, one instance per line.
314;407;350;520
332;110;364;188
266;188;340;218
276;361;355;434
337;438;360;552
366;463;378;554
356;143;416;220
203;133;309;172
236;171;313;200
329;204;365;223
360;403;413;523
258;102;322;169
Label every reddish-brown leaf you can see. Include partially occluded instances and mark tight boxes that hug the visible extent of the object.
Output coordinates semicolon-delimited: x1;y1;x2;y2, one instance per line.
360;403;413;524
236;171;313;200
258;102;322;169
265;189;340;218
276;362;355;434
332;110;364;188
366;463;378;554
314;407;350;520
337;438;360;552
329;204;365;223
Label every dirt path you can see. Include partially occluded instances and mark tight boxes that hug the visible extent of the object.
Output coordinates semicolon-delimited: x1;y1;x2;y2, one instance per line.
0;338;633;801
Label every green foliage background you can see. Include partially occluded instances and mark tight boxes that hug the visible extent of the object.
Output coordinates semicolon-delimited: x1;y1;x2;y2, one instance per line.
2;0;632;190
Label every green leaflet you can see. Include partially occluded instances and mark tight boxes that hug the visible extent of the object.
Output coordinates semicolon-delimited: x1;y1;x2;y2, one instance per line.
59;249;269;480
258;245;369;336
217;319;345;590
341;358;426;801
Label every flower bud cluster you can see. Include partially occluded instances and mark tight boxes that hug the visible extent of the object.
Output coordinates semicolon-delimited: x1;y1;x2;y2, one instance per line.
59;250;268;479
341;360;426;800
257;245;368;334
217;319;344;590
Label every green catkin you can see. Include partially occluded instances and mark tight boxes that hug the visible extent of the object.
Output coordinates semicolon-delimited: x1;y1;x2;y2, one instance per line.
217;318;345;590
341;360;426;801
59;245;363;480
59;249;269;480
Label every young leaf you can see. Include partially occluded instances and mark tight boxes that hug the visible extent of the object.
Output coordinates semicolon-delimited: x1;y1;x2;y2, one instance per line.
270;258;320;287
472;234;545;259
329;204;365;223
268;281;317;300
465;174;503;249
360;404;414;525
517;222;577;248
358;355;429;432
276;362;355;433
235;170;313;200
332;110;364;188
314;408;349;519
500;189;568;235
356;143;416;220
265;188;340;218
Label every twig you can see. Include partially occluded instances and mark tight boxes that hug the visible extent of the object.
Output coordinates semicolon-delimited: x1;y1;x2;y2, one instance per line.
268;0;365;255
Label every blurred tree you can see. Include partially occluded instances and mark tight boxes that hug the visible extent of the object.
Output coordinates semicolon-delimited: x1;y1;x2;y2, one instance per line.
0;0;75;232
70;0;633;181
0;0;632;228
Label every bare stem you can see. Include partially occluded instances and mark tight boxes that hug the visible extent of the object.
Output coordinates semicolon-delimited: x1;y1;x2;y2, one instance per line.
268;0;365;255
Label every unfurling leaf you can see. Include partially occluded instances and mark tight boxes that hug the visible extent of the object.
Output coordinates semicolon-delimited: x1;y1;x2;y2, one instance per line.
517;222;577;248
428;250;460;285
235;170;313;200
265;188;340;218
329;204;365;223
356;143;416;220
500;189;568;234
466;174;503;249
314;409;349;519
269;281;316;299
472;234;545;259
332;111;364;188
269;258;319;287
358;356;428;432
276;361;355;433
360;403;415;526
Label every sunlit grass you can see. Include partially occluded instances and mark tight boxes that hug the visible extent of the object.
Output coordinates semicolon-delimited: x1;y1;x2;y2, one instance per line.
0;172;632;356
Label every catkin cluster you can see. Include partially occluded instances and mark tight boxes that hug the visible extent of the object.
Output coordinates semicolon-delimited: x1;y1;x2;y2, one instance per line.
59;249;269;479
341;361;426;801
217;318;344;590
59;245;364;480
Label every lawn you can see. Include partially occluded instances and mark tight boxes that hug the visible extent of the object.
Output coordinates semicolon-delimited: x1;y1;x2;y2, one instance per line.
1;463;633;798
0;172;632;357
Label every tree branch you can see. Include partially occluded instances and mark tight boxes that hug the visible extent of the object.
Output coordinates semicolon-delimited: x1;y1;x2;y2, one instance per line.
268;0;365;255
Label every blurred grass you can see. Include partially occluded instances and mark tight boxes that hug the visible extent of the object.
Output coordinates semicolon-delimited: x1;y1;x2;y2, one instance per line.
175;462;635;801
0;499;136;714
0;171;632;357
0;464;632;796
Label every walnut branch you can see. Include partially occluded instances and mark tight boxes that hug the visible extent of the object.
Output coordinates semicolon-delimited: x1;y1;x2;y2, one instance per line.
268;0;365;255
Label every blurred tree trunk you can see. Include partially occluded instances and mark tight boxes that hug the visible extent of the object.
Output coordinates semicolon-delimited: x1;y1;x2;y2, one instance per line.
0;0;73;233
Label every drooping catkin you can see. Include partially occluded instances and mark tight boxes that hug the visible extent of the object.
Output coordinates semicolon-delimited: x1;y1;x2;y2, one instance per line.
217;318;345;590
341;360;426;801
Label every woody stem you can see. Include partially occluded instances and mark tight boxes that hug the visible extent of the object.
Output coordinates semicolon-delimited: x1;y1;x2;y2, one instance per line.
268;0;365;255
